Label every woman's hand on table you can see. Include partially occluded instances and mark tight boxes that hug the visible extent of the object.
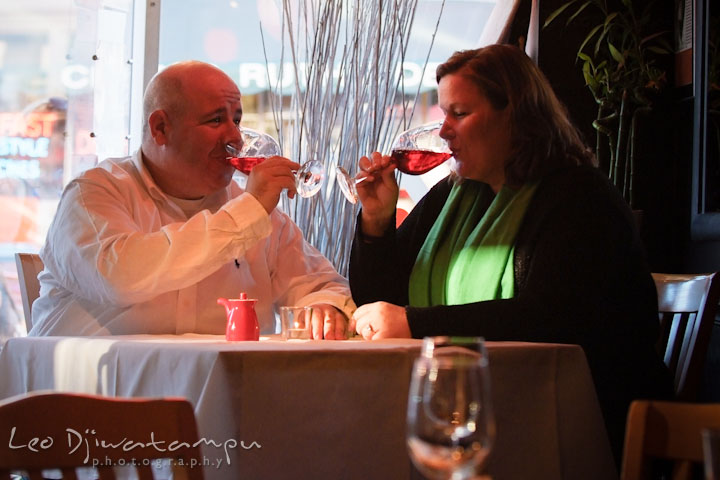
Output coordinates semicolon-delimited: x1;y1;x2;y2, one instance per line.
308;303;348;340
351;301;411;339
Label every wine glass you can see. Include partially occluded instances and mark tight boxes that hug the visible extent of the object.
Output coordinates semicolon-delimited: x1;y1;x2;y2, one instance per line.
335;121;452;204
407;336;495;480
226;126;325;198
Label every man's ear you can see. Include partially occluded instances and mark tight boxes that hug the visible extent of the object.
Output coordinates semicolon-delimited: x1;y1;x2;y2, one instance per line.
148;110;170;145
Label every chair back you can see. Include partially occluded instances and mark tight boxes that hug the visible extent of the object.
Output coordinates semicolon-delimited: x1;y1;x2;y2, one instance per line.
14;252;44;332
0;392;204;479
652;272;720;400
621;400;720;480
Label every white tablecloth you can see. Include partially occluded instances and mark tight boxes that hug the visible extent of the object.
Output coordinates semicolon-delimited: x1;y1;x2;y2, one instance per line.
0;335;618;479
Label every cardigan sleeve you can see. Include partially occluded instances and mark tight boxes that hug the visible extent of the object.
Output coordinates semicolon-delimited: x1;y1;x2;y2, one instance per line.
348;178;453;306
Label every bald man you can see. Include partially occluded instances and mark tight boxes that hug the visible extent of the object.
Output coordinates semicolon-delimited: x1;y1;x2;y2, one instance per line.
30;61;355;338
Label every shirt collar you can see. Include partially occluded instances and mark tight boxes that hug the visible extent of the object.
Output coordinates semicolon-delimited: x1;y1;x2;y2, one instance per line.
133;148;168;202
132;148;239;213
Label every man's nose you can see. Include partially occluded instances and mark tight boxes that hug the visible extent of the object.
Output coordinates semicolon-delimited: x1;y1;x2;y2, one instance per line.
227;123;244;149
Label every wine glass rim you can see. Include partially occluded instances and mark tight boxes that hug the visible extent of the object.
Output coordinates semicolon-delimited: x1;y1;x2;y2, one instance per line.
233;127;282;157
237;125;264;133
421;336;487;359
392;121;450;155
401;120;444;130
406;336;495;478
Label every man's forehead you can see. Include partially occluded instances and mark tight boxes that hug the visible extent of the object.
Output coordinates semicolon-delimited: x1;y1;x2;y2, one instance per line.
218;86;242;104
206;90;242;113
188;82;241;109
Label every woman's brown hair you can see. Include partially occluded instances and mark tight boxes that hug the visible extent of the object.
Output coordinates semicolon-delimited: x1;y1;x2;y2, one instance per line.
436;44;595;186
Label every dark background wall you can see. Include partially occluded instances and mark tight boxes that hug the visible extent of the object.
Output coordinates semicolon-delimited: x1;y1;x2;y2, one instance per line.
506;0;720;401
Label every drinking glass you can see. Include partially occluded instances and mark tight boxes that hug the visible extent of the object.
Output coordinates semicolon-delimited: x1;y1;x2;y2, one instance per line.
226;126;325;198
280;306;313;340
336;121;452;203
407;336;495;480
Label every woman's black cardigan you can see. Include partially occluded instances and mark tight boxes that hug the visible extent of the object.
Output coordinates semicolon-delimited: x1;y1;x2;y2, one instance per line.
349;165;673;464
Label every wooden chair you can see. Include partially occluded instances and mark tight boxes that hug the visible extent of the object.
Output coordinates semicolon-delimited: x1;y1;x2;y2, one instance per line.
621;400;720;480
652;272;720;401
14;252;44;333
0;392;204;479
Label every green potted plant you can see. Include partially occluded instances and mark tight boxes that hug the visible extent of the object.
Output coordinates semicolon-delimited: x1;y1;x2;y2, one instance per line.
544;0;672;209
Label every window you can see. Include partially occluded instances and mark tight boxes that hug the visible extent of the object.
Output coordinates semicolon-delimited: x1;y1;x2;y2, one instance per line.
0;0;134;338
157;0;501;201
0;0;507;339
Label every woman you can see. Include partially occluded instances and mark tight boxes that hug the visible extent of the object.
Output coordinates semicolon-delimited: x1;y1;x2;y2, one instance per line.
348;44;671;464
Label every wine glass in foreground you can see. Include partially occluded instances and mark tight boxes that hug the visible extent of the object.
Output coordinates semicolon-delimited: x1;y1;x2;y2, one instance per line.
335;121;452;204
226;127;325;198
407;336;495;480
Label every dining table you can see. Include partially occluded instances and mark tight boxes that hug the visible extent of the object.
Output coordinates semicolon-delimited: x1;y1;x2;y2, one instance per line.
0;335;619;480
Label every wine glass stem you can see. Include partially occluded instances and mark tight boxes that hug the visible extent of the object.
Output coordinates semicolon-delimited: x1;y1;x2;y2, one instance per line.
354;160;396;185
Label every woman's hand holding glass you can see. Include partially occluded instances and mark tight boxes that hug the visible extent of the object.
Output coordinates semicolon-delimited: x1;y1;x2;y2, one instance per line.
355;152;399;237
336;121;450;205
338;121;452;236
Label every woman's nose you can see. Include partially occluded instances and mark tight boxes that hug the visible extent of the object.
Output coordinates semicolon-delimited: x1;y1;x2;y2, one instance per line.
438;121;452;140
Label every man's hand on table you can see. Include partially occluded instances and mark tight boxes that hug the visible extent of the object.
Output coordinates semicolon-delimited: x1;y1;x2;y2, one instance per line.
308;303;348;340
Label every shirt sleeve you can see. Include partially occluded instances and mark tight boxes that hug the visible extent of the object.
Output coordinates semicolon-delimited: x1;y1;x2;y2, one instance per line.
349;178;452;307
45;172;272;306
264;210;356;320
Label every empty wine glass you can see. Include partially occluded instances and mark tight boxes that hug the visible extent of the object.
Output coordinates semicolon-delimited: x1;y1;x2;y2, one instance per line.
335;121;452;204
226;127;325;198
407;336;495;480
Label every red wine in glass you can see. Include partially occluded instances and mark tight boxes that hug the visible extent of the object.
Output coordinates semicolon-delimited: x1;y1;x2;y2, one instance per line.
391;149;453;175
335;122;451;204
225;127;326;198
228;156;266;175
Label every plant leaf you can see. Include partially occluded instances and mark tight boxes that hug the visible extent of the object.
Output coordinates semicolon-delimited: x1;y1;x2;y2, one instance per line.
567;1;592;25
647;46;670;55
543;1;578;28
604;12;619;28
608;42;624;65
578;24;604;56
594;27;609;56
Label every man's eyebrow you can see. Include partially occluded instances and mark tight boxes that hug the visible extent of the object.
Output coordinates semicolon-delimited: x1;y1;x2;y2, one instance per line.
199;107;227;119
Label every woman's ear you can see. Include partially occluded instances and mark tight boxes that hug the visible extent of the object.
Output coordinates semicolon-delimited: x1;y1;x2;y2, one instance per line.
148;109;170;145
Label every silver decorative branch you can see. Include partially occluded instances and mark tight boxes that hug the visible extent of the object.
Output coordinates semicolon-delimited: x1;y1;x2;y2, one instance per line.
263;0;443;275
